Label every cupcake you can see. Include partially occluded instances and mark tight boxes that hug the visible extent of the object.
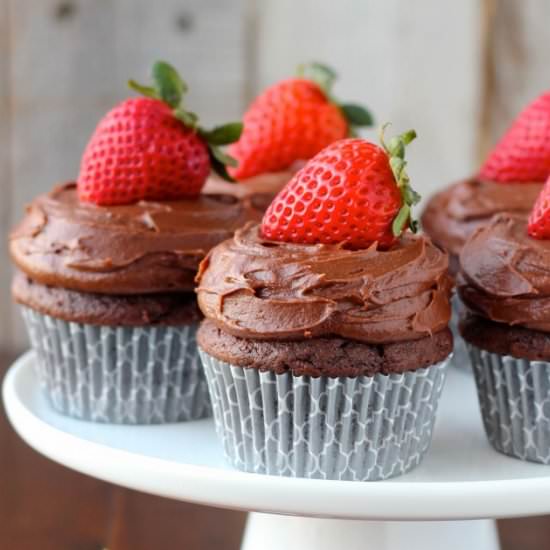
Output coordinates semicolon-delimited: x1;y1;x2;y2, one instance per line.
196;130;453;481
422;91;550;367
422;90;550;274
458;179;550;463
9;61;261;424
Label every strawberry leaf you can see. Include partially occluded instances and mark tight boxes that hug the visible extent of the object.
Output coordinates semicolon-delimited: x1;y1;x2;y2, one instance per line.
296;62;374;134
297;62;337;96
340;104;373;127
173;108;199;128
200;122;243;145
208;147;237;182
380;124;420;238
404;186;421;206
209;145;238;168
128;80;158;99
152;61;187;108
390;157;406;180
392;204;410;237
400;129;417;146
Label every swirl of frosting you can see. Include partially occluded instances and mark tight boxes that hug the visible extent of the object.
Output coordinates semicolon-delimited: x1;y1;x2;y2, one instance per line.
421;178;542;257
10;182;263;294
196;223;452;343
459;214;550;332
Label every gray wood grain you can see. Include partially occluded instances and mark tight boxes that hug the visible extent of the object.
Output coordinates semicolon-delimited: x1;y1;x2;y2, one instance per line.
0;2;13;348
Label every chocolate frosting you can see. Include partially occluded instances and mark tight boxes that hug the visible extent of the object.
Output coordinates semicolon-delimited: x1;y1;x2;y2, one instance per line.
203;169;294;198
10;182;263;295
458;214;550;332
421;178;542;257
196;223;452;344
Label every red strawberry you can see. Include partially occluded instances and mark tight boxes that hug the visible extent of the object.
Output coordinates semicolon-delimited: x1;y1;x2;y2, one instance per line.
528;175;550;239
229;63;373;181
479;91;550;183
261;126;419;249
78;61;242;205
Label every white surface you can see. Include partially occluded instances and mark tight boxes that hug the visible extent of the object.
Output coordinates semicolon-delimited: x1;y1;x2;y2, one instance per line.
241;514;499;550
4;351;550;520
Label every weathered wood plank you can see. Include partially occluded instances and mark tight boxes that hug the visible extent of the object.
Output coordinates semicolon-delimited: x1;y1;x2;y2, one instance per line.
108;489;246;550
255;0;483;209
0;351;115;549
7;0;120;347
482;0;550;153
7;0;248;347
0;1;13;349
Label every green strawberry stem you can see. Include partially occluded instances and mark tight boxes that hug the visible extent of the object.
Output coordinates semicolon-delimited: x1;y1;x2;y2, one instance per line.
129;60;243;182
378;123;421;237
297;62;374;135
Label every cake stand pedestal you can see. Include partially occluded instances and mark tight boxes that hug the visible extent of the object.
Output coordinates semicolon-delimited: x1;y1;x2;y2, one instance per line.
241;515;498;550
5;352;550;550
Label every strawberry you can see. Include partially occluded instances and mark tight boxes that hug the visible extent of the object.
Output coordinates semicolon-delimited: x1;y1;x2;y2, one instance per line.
528;175;550;239
479;91;550;183
261;126;419;249
228;62;373;181
78;61;243;205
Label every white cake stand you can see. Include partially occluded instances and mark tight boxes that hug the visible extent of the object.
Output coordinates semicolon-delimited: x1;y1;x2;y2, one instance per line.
4;352;550;550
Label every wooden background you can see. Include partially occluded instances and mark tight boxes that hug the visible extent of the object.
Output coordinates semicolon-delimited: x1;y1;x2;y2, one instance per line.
1;0;550;348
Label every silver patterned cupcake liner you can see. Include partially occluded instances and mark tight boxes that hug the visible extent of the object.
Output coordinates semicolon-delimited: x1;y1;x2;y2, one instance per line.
21;306;211;424
449;294;470;370
466;342;550;464
199;349;450;481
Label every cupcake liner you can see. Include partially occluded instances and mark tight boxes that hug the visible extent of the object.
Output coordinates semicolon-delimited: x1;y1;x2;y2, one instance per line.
449;293;470;370
21;306;211;424
199;349;450;481
466;342;550;464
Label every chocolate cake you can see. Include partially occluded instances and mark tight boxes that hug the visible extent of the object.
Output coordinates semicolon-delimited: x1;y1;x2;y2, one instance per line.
197;223;453;374
9;182;264;424
458;213;550;360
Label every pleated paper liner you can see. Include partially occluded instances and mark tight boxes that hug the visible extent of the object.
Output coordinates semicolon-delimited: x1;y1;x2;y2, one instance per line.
21;306;211;424
200;349;450;481
467;343;550;464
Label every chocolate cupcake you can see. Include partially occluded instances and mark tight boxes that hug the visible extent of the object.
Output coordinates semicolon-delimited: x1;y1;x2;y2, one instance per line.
422;91;550;369
196;131;453;480
11;185;264;423
458;210;550;463
9;61;258;424
422;90;550;273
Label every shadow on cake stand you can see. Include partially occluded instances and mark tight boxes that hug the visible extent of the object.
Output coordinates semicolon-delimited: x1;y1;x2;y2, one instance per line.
4;351;550;550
